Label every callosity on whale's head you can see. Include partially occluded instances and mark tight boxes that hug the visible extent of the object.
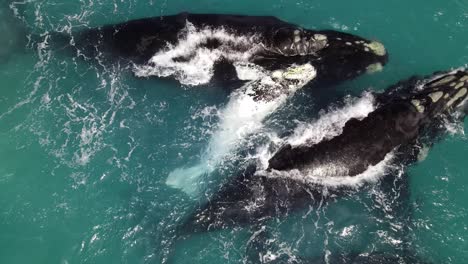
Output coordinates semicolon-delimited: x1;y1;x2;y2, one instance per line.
51;13;389;86
311;30;388;85
255;27;389;86
403;68;468;119
267;68;468;176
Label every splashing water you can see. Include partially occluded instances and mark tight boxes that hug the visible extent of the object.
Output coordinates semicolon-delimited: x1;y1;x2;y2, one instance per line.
261;152;398;188
255;92;377;170
166;64;317;196
133;21;261;85
253;90;465;190
249;92;396;189
287;92;376;147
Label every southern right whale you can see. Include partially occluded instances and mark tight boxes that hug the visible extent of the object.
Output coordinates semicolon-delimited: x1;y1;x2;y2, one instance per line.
48;13;387;86
181;68;468;233
268;69;468;175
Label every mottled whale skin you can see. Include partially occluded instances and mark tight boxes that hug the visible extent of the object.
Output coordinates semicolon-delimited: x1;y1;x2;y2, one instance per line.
59;13;388;85
182;68;468;232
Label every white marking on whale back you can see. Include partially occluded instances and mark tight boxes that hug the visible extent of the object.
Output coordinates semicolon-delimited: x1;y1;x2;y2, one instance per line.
133;21;262;86
416;66;467;91
234;61;268;81
287;92;376;147
166;64;316;196
257;152;396;189
250;92;389;188
254;92;376;172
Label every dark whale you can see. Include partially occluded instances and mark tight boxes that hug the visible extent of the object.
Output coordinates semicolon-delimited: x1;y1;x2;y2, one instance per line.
52;13;388;86
268;69;468;174
181;68;468;232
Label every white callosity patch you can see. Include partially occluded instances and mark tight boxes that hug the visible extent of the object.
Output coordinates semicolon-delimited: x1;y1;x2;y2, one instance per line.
417;67;466;90
278;32;328;56
411;99;425;113
364;41;386;56
429;91;444;102
166;64;317;196
366;62;383;74
447;88;467;107
133;21;262;86
429;75;456;87
282;63;316;81
245;63;317;101
455;82;464;89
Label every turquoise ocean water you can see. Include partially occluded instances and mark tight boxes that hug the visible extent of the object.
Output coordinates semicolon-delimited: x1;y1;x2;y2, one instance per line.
1;0;467;263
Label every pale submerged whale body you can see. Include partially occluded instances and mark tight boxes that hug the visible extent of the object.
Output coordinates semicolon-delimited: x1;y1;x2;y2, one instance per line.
182;68;468;233
166;63;318;196
57;13;388;86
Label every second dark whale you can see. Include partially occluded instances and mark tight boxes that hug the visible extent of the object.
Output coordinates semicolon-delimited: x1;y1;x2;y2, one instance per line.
181;68;468;233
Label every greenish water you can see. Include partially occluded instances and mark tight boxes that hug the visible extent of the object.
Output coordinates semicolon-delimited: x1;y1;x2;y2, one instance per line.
0;0;467;263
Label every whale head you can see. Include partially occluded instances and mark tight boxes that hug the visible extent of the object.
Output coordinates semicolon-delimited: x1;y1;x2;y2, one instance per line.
404;69;468;120
257;28;389;87
311;30;388;86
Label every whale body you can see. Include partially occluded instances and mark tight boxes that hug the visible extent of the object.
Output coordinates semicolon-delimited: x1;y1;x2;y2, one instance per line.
56;13;387;86
268;69;468;175
182;68;468;232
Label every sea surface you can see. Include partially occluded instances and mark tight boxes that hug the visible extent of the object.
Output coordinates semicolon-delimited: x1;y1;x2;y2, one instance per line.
1;0;468;263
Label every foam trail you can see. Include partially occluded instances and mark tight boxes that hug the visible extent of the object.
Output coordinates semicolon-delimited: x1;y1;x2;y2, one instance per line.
167;64;317;196
287;92;376;146
166;88;285;195
134;22;260;86
255;92;377;170
262;152;397;189
252;91;391;189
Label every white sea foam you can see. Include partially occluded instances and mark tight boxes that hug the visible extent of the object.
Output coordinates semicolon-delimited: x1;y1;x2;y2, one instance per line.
442;112;466;136
166;86;297;195
166;64;317;196
415;66;467;90
166;88;283;195
254;88;466;188
254;92;376;170
287;92;376;147
251;92;396;188
133;21;261;86
260;152;396;189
